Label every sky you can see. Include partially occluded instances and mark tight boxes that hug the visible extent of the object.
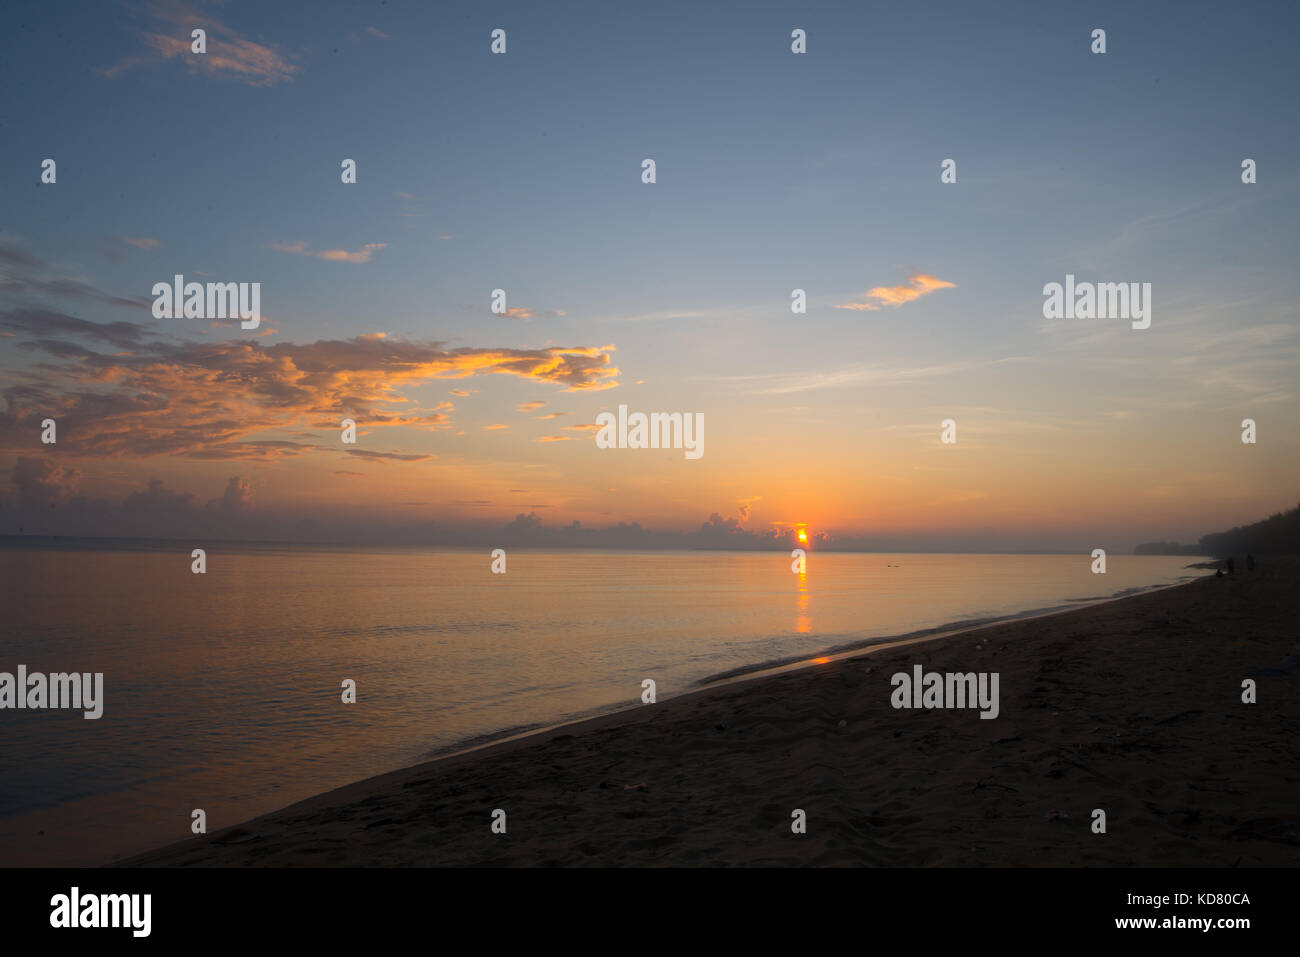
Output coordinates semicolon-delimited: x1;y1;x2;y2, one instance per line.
0;0;1296;551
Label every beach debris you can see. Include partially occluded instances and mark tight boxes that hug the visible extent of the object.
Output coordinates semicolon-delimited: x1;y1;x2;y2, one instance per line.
1046;809;1070;822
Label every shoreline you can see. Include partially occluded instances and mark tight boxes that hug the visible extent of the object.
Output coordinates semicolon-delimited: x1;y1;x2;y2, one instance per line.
696;575;1202;686
118;561;1300;868
302;575;1211;773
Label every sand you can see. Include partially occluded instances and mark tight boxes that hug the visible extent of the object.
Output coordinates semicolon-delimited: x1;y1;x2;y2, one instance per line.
123;559;1300;867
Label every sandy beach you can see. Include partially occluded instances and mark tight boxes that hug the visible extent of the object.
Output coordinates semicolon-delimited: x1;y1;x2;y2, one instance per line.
123;559;1299;867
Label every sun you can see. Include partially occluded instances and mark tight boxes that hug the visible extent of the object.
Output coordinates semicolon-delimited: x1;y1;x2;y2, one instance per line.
797;528;808;543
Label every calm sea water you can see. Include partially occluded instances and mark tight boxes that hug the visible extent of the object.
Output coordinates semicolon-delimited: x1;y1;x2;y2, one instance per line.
0;542;1204;865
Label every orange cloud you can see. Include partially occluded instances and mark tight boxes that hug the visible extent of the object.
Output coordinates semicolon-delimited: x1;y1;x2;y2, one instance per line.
271;241;387;263
0;312;620;461
834;273;956;311
100;3;300;86
517;401;546;412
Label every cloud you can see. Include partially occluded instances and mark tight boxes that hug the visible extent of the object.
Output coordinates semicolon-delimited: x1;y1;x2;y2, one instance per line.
0;317;620;460
517;401;545;412
536;412;567;419
449;389;470;397
317;245;387;263
99;1;300;86
344;449;436;463
121;237;161;249
834;273;956;311
563;423;599;432
535;435;572;442
213;475;254;512
719;356;1028;396
483;424;509;431
0;308;152;348
502;307;536;320
0;242;153;311
11;457;82;505
607;308;716;323
506;512;544;531
271;241;387;264
185;439;320;460
365;26;390;39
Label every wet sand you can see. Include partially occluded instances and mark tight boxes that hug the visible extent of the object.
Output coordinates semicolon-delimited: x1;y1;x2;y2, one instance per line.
123;559;1299;867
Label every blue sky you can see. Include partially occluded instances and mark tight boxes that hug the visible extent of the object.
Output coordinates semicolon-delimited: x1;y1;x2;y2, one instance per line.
1;0;1296;549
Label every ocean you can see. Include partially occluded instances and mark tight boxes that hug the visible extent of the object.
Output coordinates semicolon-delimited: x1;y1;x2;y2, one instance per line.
0;540;1204;865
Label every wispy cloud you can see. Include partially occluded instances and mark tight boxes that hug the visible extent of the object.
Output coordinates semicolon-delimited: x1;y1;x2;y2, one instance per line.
497;306;566;321
718;356;1029;396
100;1;300;86
345;449;435;463
834;273;956;311
0;242;152;311
271;241;387;264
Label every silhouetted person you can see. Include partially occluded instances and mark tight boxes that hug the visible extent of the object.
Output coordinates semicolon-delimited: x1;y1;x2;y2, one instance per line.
1246;553;1256;571
1226;556;1236;575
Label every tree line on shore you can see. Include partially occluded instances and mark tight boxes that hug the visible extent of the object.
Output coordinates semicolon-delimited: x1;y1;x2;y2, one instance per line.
1135;502;1300;556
